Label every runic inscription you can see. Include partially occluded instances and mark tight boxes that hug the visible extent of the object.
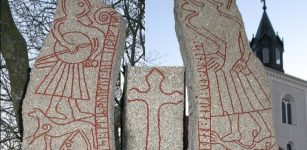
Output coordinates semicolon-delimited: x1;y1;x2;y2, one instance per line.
175;0;277;149
123;67;184;150
22;0;125;149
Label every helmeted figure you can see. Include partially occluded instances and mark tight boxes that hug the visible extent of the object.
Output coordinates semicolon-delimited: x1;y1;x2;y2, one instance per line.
175;0;276;149
35;0;106;120
23;0;125;149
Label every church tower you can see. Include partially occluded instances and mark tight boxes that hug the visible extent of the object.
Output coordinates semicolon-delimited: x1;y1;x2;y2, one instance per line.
250;0;284;72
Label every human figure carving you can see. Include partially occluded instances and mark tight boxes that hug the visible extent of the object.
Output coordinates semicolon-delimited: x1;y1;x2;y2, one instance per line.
35;0;105;120
175;0;276;149
23;0;125;149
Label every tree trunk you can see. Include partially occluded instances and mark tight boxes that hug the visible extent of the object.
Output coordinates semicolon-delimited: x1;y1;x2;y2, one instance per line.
1;0;30;140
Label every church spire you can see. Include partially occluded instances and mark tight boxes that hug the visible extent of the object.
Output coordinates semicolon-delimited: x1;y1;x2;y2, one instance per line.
261;0;267;11
250;0;285;72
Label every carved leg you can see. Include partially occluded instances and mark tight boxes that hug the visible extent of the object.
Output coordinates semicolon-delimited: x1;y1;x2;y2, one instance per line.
80;130;92;150
45;96;66;119
44;135;52;150
249;111;272;142
222;114;241;141
69;99;93;120
59;130;80;150
91;128;98;149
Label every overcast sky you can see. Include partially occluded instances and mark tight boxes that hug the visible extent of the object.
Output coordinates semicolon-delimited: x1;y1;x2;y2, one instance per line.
146;0;307;81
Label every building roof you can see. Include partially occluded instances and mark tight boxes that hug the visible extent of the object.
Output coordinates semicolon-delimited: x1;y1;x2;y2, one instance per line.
255;10;276;40
265;67;307;88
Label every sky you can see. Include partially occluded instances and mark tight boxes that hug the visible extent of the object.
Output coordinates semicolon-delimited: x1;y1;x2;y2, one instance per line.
146;0;307;81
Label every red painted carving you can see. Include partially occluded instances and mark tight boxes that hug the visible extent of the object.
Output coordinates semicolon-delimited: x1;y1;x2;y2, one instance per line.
127;68;183;150
26;108;95;149
25;0;122;149
179;0;275;149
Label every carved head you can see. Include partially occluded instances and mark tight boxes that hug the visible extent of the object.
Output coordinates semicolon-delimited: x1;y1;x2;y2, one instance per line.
28;108;44;118
62;0;91;17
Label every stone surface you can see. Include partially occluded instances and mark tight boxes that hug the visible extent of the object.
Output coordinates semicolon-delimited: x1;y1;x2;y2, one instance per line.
123;67;184;150
22;0;125;149
175;0;277;149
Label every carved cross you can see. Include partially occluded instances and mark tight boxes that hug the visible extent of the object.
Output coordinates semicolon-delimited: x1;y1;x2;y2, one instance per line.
127;68;183;149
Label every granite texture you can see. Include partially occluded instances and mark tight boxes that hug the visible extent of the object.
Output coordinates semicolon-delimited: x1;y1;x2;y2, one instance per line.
175;0;277;149
123;67;184;150
22;0;125;149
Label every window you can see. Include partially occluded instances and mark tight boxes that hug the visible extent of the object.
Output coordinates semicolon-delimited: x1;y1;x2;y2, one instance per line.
276;48;281;65
282;101;286;123
287;143;292;150
287;141;295;150
263;47;270;63
281;94;296;125
282;98;292;124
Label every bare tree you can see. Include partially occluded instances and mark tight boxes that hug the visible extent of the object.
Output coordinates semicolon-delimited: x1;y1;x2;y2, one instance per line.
1;0;30;149
103;1;145;149
104;0;145;66
0;58;23;149
8;0;57;63
1;0;145;149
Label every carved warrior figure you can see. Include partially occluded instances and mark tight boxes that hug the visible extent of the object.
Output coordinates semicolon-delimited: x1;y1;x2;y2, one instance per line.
175;0;277;149
22;0;125;149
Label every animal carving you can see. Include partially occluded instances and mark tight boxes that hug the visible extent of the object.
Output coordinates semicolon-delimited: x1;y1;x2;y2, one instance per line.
26;108;97;150
22;0;125;149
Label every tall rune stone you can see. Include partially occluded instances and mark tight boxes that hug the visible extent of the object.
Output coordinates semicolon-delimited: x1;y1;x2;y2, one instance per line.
22;0;125;149
123;67;185;150
175;0;277;149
